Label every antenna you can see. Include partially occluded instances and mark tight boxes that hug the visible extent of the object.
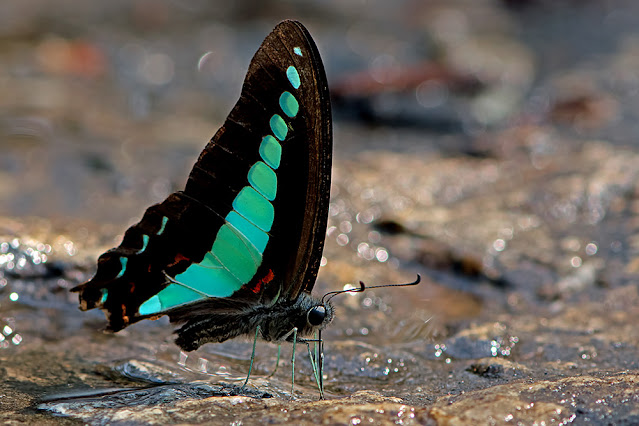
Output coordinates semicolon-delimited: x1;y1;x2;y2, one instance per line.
316;274;421;395
321;274;421;304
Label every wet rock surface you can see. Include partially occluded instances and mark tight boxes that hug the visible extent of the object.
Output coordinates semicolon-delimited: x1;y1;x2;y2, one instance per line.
2;1;639;424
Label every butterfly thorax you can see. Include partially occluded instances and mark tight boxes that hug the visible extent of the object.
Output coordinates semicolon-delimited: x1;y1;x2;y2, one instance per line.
173;293;334;351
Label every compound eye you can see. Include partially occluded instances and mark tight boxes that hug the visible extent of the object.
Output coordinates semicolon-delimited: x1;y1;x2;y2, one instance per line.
307;305;326;326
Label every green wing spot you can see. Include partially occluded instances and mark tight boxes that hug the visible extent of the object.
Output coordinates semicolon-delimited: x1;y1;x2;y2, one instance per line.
270;114;288;141
136;234;149;254
248;161;277;201
158;284;201;306
115;257;127;278
293;47;303;56
174;262;243;297
259;135;282;169
136;61;307;315
139;284;203;314
198;251;224;268
210;225;261;283
157;216;168;235
287;66;301;89
279;92;299;118
233;187;274;232
141;183;278;313
139;295;162;315
99;289;108;304
156;284;204;310
226;211;269;254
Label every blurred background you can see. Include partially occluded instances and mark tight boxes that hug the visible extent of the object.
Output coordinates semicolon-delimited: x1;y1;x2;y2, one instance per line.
3;0;639;424
3;0;638;223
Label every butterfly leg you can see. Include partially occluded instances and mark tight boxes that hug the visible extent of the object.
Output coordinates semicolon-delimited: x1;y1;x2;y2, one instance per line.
266;344;282;378
283;330;325;400
303;342;323;399
243;325;261;388
277;326;300;397
280;327;326;398
318;330;325;397
303;332;325;400
290;327;298;397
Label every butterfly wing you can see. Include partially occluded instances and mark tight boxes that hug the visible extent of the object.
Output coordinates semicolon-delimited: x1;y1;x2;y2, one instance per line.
72;20;332;332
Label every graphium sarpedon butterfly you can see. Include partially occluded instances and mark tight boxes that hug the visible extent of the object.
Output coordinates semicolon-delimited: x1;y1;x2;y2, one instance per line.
72;20;419;398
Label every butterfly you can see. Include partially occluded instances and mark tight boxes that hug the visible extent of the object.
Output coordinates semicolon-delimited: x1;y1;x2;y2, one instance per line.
72;20;334;396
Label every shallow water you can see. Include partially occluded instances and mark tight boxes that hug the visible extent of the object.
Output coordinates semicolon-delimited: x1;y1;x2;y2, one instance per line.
3;1;639;424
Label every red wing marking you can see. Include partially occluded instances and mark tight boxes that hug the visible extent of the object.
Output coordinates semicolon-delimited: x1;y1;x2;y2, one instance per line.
121;304;130;325
251;269;275;294
167;253;191;268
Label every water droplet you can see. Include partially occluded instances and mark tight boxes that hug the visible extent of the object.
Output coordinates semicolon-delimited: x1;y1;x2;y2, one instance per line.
357;242;375;261
336;233;349;246
368;231;381;243
356;209;375;223
369;54;399;84
198;357;208;373
493;239;506;252
375;248;389;262
67;241;79;256
339;221;353;233
178;351;188;367
197;51;214;72
140;52;174;85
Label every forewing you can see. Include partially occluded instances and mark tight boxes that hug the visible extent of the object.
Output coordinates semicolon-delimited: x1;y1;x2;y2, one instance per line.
72;20;332;332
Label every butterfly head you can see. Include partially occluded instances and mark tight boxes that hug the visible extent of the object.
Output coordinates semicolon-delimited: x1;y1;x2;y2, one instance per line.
263;293;334;343
287;294;334;340
307;304;328;327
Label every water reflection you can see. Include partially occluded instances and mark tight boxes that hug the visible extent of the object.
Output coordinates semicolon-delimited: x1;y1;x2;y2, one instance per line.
0;235;77;350
0;320;21;349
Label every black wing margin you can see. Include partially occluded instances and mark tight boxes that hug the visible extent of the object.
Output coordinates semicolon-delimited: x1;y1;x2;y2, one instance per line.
251;20;332;302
